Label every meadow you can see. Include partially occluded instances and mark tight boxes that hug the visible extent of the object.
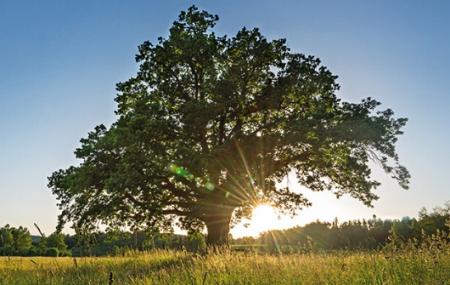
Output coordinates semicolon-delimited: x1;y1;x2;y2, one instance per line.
1;243;449;285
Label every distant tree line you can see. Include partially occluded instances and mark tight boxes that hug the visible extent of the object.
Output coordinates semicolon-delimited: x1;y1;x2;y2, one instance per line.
0;226;206;257
237;203;450;253
1;203;448;256
0;226;69;257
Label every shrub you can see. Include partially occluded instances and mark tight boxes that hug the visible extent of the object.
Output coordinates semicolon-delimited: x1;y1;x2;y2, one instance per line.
28;246;40;256
0;246;14;256
187;232;206;253
45;247;59;257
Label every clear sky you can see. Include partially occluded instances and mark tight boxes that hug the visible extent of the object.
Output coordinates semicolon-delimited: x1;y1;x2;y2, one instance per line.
0;1;449;237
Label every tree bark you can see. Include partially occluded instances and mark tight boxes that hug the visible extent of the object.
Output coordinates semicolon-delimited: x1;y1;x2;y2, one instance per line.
205;212;233;247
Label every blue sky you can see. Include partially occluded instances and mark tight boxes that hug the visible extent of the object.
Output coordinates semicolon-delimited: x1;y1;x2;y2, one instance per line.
0;1;449;236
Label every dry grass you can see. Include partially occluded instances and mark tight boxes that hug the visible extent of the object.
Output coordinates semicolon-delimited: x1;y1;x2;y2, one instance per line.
0;244;449;285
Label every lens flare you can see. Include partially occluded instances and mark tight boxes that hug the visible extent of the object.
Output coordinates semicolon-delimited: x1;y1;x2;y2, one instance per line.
247;204;278;236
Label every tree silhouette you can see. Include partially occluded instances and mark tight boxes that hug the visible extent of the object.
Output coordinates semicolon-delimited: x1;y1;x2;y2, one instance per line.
48;6;409;246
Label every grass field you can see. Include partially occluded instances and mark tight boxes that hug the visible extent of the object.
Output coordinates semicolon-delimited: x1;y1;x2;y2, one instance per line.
0;246;449;285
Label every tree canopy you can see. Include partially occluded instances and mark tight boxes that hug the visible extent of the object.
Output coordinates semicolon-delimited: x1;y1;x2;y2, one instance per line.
48;6;409;246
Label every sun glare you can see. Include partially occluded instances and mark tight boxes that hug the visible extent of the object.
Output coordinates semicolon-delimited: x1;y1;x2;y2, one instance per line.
247;204;279;236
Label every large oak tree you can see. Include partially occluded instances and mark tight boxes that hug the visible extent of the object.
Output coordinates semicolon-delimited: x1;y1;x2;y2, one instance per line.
49;6;410;246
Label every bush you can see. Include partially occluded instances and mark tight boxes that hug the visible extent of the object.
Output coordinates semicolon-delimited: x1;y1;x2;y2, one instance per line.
187;232;206;253
45;247;59;257
28;246;40;256
0;246;14;256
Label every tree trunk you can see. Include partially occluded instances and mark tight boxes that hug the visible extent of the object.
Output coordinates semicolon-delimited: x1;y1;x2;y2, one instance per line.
205;212;232;247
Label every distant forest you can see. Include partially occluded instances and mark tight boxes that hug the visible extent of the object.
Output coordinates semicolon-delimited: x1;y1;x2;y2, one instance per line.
1;203;448;257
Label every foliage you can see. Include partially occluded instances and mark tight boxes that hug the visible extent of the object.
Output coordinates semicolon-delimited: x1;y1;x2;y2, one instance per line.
0;225;32;256
258;203;449;253
187;231;207;253
45;247;59;257
0;226;71;257
46;232;70;256
48;5;409;246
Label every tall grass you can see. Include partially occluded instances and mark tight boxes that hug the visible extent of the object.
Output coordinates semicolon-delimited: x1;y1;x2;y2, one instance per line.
0;234;449;285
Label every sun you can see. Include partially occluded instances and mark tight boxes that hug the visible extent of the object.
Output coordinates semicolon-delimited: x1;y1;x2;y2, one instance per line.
232;204;296;238
246;204;279;236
